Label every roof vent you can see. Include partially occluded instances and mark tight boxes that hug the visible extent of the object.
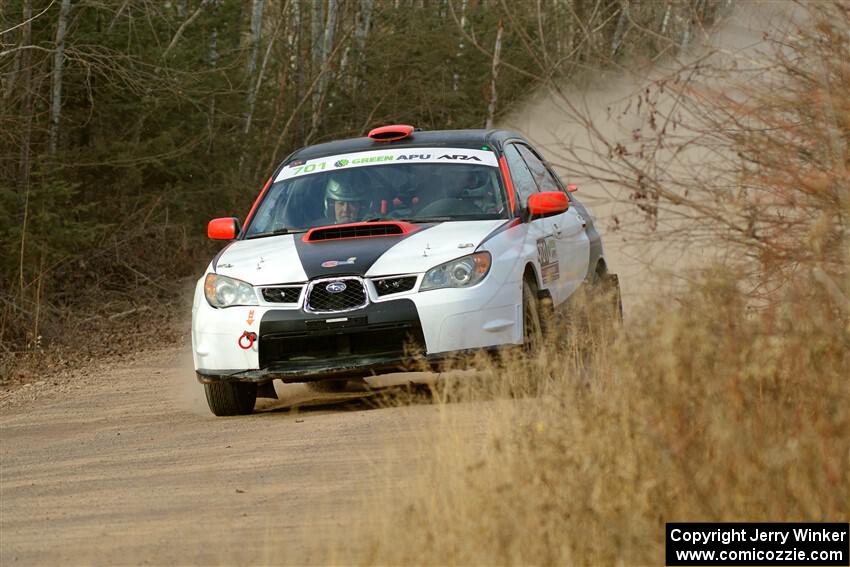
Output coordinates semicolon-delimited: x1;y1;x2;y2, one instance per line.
368;124;415;142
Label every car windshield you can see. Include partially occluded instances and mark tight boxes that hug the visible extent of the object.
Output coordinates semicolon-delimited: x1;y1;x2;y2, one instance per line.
244;147;508;238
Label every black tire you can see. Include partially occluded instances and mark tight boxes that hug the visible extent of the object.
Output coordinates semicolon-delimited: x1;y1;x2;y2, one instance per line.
203;381;257;416
604;273;624;324
579;268;622;348
522;279;544;352
591;268;623;326
307;379;348;393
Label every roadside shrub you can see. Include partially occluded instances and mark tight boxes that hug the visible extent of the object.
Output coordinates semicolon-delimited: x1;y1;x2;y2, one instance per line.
347;270;848;565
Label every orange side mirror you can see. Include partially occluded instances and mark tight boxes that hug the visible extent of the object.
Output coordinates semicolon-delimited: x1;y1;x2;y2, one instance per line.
528;191;569;217
207;217;240;240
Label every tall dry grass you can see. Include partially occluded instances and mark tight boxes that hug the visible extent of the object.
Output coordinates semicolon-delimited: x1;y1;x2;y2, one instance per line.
340;271;847;566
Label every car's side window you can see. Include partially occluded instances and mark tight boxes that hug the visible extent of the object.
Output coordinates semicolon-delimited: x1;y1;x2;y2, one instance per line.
516;144;561;194
547;167;573;199
503;143;539;206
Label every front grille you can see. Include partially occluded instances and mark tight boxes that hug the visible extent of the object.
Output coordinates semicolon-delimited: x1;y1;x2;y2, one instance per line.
374;276;418;296
306;278;367;312
261;286;302;303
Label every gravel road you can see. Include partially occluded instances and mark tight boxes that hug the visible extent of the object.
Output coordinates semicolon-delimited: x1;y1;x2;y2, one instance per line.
1;345;475;565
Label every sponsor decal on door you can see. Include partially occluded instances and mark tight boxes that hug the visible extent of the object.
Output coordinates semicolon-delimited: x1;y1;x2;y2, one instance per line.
536;236;560;284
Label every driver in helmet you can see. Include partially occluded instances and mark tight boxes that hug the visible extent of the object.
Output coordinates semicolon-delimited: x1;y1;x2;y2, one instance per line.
445;167;499;214
324;176;371;224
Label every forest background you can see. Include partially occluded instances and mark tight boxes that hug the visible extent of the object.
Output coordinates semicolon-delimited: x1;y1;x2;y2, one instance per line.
0;0;720;378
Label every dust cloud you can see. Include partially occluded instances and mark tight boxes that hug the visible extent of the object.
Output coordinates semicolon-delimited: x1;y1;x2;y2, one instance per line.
498;1;798;312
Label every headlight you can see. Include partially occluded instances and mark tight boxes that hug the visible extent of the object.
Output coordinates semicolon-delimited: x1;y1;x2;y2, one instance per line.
420;252;491;291
204;273;258;308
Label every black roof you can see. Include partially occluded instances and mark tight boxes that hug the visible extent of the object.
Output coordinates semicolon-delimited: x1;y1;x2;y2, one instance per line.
286;128;528;163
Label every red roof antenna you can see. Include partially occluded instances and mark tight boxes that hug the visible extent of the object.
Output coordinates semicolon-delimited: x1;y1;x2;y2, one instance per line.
368;124;415;142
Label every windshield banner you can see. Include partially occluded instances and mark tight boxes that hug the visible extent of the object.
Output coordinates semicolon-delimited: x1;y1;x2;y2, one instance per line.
275;147;499;182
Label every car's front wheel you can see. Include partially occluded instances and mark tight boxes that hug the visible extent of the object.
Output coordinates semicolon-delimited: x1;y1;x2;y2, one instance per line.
203;381;257;416
522;279;544;352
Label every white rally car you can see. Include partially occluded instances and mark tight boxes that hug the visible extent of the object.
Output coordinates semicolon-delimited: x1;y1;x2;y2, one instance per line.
193;125;619;415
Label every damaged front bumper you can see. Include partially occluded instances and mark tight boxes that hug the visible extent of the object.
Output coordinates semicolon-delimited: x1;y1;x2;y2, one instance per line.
194;347;503;385
197;352;432;384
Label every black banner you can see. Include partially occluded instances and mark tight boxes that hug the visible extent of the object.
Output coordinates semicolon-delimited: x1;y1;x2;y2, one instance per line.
666;523;849;566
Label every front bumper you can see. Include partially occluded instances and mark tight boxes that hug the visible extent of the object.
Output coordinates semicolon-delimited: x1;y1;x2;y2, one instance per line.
196;296;428;383
195;294;505;383
192;267;522;382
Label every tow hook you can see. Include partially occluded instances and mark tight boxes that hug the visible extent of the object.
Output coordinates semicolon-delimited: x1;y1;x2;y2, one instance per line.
238;331;257;350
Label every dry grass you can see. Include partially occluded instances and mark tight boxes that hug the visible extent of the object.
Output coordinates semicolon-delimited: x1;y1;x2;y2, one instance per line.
324;8;850;562
336;271;847;565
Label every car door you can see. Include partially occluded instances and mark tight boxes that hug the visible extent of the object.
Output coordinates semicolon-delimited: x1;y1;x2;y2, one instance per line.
515;144;590;301
502;143;565;304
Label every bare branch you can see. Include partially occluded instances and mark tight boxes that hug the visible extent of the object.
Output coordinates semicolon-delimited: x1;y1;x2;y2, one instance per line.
162;0;210;58
0;0;56;37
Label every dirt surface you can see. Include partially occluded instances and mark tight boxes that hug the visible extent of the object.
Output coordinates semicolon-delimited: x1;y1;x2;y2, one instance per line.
0;344;484;565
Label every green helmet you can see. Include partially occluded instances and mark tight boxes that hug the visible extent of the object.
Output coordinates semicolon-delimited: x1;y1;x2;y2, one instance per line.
324;177;370;215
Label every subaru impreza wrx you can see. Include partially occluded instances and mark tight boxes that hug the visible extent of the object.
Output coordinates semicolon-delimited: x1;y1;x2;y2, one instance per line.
192;125;620;415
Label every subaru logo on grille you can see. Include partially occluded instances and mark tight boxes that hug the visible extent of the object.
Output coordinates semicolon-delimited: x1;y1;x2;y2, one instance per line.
325;282;347;294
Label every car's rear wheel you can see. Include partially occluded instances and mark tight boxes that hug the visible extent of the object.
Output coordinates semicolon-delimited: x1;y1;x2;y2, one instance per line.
591;267;623;328
203;381;257;416
307;379;348;393
572;267;622;353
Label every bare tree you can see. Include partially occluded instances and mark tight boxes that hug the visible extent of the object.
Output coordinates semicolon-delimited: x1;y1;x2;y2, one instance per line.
206;0;220;151
242;0;266;136
660;2;672;34
535;0;548;70
308;0;339;141
452;0;468;92
288;0;302;82
288;0;303;139
350;0;373;94
48;0;72;156
18;0;34;293
610;0;629;56
485;19;503;129
311;0;325;77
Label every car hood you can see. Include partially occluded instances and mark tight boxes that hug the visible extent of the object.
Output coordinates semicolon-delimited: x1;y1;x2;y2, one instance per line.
213;220;507;285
